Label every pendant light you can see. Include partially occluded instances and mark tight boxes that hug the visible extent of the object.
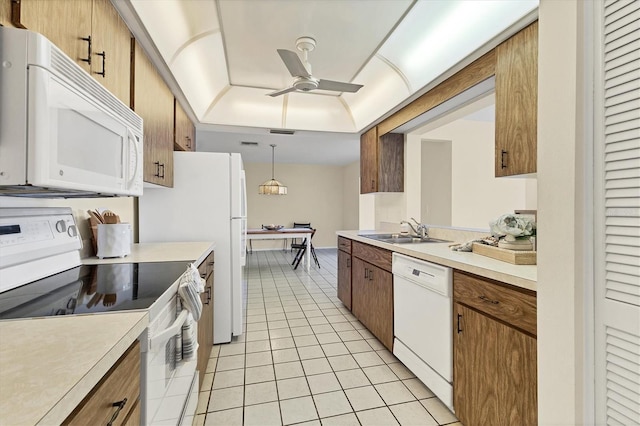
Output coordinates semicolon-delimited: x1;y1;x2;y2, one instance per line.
259;144;288;195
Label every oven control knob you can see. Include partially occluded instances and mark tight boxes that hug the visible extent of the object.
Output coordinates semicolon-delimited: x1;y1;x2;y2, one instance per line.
55;220;67;233
67;225;78;238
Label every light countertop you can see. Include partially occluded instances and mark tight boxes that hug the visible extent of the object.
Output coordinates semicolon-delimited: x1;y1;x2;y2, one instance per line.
0;241;214;425
0;312;148;425
82;241;215;266
337;231;536;292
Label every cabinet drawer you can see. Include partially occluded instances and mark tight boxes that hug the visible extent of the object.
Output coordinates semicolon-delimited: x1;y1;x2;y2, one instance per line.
198;251;215;280
338;237;352;253
352;241;392;272
454;271;536;336
64;340;140;425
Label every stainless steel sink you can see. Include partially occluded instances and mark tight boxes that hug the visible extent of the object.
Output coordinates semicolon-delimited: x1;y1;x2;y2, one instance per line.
358;233;450;244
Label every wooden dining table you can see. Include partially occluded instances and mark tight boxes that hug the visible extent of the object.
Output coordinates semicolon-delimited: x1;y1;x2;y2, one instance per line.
246;228;314;271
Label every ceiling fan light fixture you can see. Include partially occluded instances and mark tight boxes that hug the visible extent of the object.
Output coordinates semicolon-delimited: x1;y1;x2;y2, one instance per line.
259;144;287;195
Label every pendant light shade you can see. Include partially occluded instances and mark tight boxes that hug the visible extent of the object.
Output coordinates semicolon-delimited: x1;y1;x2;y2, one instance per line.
259;144;287;195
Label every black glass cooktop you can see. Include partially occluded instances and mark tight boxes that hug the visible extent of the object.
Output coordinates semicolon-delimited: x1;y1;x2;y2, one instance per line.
0;261;189;320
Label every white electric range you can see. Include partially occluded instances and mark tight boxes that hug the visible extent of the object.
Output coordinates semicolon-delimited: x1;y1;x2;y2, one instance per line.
0;207;199;425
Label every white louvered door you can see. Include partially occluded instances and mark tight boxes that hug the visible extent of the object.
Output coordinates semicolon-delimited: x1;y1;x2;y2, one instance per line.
594;0;640;424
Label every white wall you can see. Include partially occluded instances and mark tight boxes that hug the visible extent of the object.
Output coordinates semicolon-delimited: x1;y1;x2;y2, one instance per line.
342;161;360;231
421;139;452;226
419;119;537;229
244;162;357;249
0;196;135;257
537;0;587;423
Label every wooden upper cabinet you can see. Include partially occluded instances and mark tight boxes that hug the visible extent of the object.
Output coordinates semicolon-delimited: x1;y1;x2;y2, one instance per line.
174;98;195;152
360;127;378;193
360;128;404;194
12;0;92;73
133;40;174;187
11;0;132;106
1;0;13;26
90;0;131;105
495;21;538;177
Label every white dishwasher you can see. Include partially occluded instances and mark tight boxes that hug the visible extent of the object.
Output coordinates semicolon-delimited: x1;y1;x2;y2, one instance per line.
392;253;453;410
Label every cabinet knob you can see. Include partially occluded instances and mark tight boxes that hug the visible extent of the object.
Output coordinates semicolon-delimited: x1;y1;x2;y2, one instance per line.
106;398;127;426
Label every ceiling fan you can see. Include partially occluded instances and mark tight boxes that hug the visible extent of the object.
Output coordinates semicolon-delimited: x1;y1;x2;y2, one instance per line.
268;36;364;97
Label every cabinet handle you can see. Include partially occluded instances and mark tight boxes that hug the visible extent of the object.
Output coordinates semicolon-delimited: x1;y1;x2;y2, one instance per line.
207;261;215;266
159;163;165;179
200;272;206;279
457;313;463;334
106;397;127;426
364;268;369;279
81;35;92;65
371;179;375;190
95;51;106;77
346;258;351;268
186;136;191;149
500;150;508;169
154;161;160;177
478;295;500;305
369;269;373;281
204;286;212;305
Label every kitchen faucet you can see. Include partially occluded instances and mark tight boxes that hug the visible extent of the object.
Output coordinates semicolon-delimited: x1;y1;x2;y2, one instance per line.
400;218;429;239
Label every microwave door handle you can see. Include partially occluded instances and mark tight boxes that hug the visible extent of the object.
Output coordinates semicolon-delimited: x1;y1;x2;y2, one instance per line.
149;310;189;350
126;129;140;189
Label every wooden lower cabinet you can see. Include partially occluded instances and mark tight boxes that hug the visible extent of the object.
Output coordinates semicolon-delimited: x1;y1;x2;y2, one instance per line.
453;272;537;426
351;256;393;351
63;340;141;425
337;238;352;310
197;252;215;389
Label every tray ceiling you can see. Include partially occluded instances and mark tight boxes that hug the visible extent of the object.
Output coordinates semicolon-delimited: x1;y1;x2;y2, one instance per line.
119;0;537;163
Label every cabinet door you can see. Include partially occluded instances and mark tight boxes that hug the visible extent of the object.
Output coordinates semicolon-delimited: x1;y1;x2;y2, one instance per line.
13;0;92;73
366;263;394;351
90;0;131;106
360;127;378;194
378;133;404;192
351;257;369;326
197;276;214;389
495;21;538;177
174;99;195;151
454;304;537;426
351;258;393;351
133;40;174;187
337;250;352;310
1;0;12;26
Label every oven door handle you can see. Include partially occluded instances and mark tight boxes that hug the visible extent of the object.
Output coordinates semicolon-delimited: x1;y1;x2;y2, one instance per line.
149;310;189;350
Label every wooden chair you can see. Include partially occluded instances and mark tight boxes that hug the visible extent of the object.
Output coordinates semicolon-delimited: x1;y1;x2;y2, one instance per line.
292;228;320;269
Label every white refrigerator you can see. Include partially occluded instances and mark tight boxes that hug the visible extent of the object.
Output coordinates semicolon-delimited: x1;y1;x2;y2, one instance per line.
139;152;247;344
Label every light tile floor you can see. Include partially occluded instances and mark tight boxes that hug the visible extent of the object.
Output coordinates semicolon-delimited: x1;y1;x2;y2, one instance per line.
194;249;461;426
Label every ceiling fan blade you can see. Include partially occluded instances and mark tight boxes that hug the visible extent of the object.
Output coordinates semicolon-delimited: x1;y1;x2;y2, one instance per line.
317;79;363;93
267;86;297;97
277;49;311;78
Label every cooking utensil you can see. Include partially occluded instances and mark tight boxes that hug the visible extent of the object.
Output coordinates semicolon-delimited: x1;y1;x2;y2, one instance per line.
103;294;117;307
87;209;104;224
103;210;119;224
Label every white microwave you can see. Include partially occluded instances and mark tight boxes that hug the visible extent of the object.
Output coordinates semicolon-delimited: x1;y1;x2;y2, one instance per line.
0;27;143;197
